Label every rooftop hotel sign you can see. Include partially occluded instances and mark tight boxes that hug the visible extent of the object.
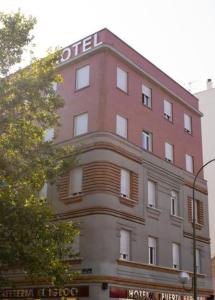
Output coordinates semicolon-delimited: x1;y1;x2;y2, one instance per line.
61;32;103;63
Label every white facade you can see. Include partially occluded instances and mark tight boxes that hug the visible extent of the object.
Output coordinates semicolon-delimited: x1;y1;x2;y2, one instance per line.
195;80;215;257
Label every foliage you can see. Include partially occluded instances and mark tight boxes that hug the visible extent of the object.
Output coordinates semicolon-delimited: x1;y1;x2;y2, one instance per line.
0;11;78;286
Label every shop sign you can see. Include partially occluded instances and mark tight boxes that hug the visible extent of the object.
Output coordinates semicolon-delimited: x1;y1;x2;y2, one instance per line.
0;286;89;298
60;32;103;63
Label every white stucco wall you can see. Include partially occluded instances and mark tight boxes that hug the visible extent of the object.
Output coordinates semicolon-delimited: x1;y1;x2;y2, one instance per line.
195;87;215;257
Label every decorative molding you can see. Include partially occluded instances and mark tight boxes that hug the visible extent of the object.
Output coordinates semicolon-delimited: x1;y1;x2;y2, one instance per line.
183;231;210;244
184;180;208;195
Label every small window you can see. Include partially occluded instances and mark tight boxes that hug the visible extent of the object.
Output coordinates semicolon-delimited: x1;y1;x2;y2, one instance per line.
171;191;178;216
196;249;201;273
142;85;152;108
172;243;180;269
165;142;174;163
186;154;193;173
120;229;130;260
120;169;130;198
116;115;128;138
74;113;88;136
184;113;192;134
148;180;156;208
69;167;83;196
44;128;54;142
117;67;127;93
164;100;173;121
142;130;152;151
148;237;157;265
191;199;201;224
76;65;90;90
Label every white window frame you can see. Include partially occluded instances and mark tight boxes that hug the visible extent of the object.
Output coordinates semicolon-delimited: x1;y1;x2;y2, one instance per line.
184;113;192;134
117;67;128;93
142;130;152;151
196;249;201;273
148;180;156;208
74;112;88;136
116;115;128;138
186;154;193;173
191;199;200;224
120;229;130;260
172;243;180;269
69;167;83;196
75;65;90;90
120;169;130;198
142;84;152;108
165;142;174;162
164;100;173;121
171;190;178;216
148;237;157;265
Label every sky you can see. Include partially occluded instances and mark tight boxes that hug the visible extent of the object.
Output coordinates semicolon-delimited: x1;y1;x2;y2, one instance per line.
0;0;214;93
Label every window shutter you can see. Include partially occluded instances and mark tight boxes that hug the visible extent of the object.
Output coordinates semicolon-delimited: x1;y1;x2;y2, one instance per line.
186;154;193;173
148;180;156;207
196;249;200;273
76;65;90;90
120;230;130;260
142;85;151;97
171;191;178;216
198;201;204;225
172;243;180;268
74;113;88;136
116;115;127;138
188;197;193;222
70;168;83;195
165;143;173;162
184;114;192;132
164;100;172;119
120;169;130;197
117;67;127;92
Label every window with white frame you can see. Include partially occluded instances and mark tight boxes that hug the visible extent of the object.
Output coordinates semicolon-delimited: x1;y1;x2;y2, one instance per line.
142;130;152;151
44;128;54;142
120;169;130;198
186;154;193;173
191;199;201;224
117;67;128;93
165;142;174;162
148;180;156;208
148;237;157;265
120;229;130;260
164;100;172;121
142;84;152;108
116;115;128;138
69;167;83;196
196;249;201;273
74;112;88;136
172;243;180;269
184;113;192;134
171;190;178;216
75;65;90;90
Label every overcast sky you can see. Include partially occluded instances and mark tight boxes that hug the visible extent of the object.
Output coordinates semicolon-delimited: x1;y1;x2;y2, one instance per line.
1;0;214;93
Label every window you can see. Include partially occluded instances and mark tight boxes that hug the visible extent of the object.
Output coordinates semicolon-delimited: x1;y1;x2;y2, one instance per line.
172;243;180;269
142;130;152;151
148;237;157;265
117;67;127;92
186;154;193;173
171;191;178;216
69;167;83;196
165;142;174;162
44;128;54;142
120;230;130;260
148;180;156;208
75;65;90;90
192;199;201;224
184;113;192;134
74;113;88;136
39;182;48;198
164;100;172;121
196;249;201;273
142;84;152;108
116;115;128;138
120;169;130;198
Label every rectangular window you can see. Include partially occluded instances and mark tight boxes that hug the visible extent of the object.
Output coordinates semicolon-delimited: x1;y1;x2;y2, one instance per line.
76;65;90;90
44;128;54;142
117;67;128;93
148;237;157;265
172;243;180;269
171;191;178;216
196;249;201;273
120;169;130;198
191;199;201;224
165;142;174;162
184;113;192;134
70;167;83;196
120;229;130;260
39;182;48;198
142;130;152;151
116;115;128;138
148;180;156;208
142;84;152;108
74;112;88;136
186;154;193;173
164;100;173;121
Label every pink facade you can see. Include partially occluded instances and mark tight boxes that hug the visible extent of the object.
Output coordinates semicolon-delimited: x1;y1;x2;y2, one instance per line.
56;28;203;175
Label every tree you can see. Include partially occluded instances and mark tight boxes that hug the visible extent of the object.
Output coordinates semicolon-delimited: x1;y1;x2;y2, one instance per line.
0;11;78;286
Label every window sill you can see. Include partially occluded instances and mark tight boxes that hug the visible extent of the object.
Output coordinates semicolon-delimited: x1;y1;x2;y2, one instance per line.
75;84;90;92
184;128;192;135
163;115;173;123
146;205;161;219
170;214;183;226
119;196;137;207
62;194;83;204
192;222;203;230
116;86;128;95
